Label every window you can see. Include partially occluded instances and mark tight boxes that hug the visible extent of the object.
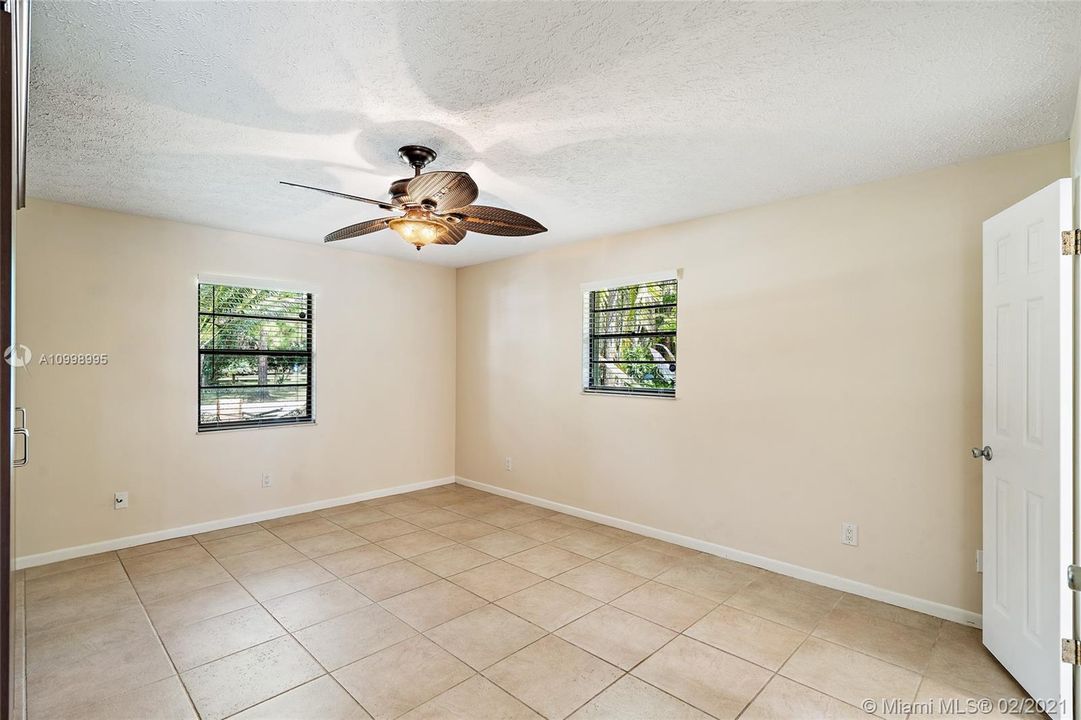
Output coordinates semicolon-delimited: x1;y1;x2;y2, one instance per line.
585;277;677;396
198;282;313;431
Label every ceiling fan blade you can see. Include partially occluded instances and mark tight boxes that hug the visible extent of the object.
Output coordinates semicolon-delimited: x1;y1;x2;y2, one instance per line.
323;217;393;243
405;171;479;212
433;223;467;245
281;181;398;211
454;205;547;236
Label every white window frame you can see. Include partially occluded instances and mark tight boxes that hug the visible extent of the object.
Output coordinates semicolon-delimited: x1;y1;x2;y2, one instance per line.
195;274;318;433
581;269;681;399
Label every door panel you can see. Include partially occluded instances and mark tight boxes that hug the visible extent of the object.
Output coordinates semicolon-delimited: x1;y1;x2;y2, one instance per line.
981;178;1072;716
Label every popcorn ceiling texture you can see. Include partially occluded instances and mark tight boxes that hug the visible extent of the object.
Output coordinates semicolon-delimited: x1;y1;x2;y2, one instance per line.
26;1;1081;267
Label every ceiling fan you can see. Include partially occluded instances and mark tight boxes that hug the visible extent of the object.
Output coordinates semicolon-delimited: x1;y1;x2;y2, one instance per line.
282;145;547;251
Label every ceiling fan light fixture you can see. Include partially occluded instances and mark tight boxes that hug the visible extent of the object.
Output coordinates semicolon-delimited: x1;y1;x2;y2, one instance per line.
388;210;449;249
283;143;547;248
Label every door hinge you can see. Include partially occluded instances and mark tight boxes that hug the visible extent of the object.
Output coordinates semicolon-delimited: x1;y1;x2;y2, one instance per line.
1069;564;1081;591
1062;230;1081;255
1064;639;1081;665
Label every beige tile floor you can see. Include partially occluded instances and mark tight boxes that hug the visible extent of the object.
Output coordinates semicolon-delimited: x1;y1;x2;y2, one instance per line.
19;484;1037;720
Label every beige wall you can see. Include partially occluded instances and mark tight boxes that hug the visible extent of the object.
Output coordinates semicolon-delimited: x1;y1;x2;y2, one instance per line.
455;142;1069;614
14;201;456;557
15;141;1071;613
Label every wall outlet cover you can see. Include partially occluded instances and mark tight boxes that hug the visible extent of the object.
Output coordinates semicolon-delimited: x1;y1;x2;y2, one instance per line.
114;491;129;510
262;473;272;488
840;521;858;546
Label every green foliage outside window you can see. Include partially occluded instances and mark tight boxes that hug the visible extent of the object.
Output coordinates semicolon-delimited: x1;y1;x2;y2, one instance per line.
198;283;313;429
588;279;677;395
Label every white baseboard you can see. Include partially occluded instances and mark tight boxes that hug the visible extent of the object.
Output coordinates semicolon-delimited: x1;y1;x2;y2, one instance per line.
15;476;456;570
456;476;982;628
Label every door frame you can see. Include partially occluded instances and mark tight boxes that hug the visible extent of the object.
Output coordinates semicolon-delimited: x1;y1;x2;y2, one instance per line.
0;1;14;716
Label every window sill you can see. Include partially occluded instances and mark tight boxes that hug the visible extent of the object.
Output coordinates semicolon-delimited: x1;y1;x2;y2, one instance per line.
197;420;317;435
580;390;676;400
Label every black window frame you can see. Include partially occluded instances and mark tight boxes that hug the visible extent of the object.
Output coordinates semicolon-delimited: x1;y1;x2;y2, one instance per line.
197;282;314;432
585;277;678;397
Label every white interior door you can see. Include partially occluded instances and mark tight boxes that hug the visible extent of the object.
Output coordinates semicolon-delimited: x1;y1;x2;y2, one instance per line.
981;178;1072;717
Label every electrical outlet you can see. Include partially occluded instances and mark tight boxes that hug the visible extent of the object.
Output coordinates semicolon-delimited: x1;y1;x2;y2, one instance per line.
261;473;272;489
976;549;983;573
114;491;129;510
504;457;512;471
840;521;858;546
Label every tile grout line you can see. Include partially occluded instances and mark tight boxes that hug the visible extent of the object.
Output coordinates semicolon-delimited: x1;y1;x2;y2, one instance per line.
457;542;735;718
313;494;583;717
290;492;511;717
188;525;375;719
21;499;873;720
443;546;967;720
473;514;934;719
26;484;989;720
585;539;955;709
189;522;354;714
733;590;841;720
153;495;894;718
583;571;768;719
21;492;475;718
180;492;493;718
115;553;204;720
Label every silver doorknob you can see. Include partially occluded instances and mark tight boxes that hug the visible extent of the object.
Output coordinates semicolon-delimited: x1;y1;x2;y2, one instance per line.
971;446;992;461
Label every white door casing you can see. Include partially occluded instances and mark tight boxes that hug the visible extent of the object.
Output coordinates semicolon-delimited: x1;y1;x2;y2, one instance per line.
982;178;1073;717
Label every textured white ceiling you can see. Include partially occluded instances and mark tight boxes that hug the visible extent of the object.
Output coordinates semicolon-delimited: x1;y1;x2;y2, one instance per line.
27;1;1081;267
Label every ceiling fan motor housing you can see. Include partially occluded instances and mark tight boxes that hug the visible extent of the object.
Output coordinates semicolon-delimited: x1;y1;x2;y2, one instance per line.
398;145;437;171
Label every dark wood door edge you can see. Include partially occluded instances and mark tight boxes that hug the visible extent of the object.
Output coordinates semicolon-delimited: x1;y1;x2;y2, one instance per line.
2;4;16;719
